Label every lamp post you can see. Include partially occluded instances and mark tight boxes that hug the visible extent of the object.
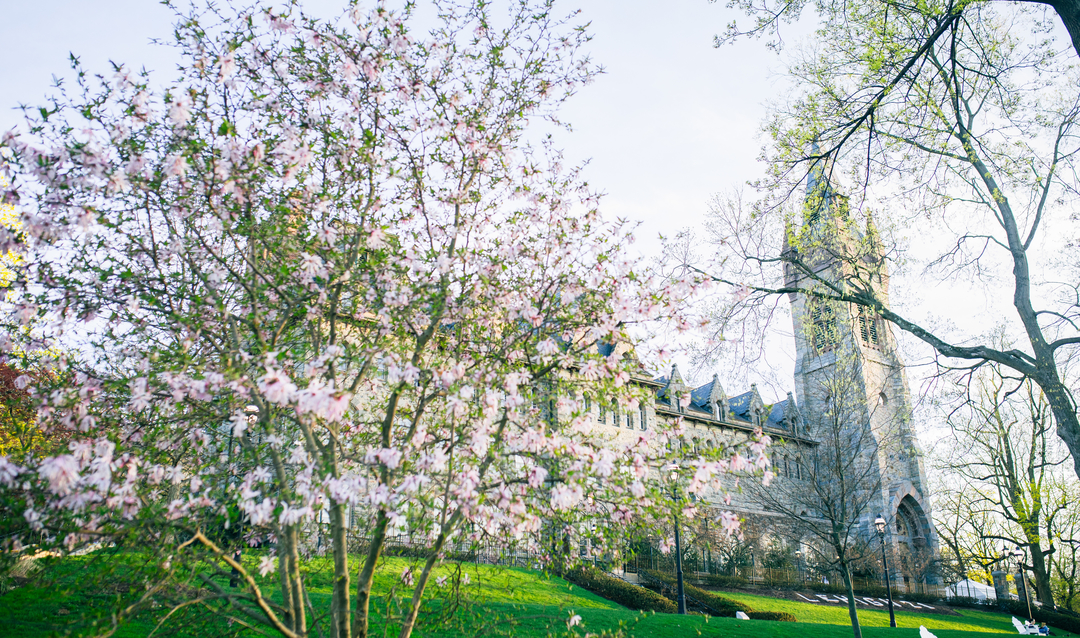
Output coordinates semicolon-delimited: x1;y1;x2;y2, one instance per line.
750;549;756;582
795;550;803;585
665;464;687;614
874;516;897;628
1009;545;1034;622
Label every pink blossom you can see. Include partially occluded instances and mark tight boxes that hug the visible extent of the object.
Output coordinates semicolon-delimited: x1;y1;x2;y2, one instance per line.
550;484;582;510
593;450;615;477
218;53;237;83
299;252;329;282
164;154;188;178
129;377;152;412
24;508;42;530
230;411;249;437
168;95;192;126
258;368;297;405
368;226;387;249
718;510;741;535
537;339;558;356
39;455;80;495
527;465;548;488
375;447;402;470
0;457;24;485
259;555;276;576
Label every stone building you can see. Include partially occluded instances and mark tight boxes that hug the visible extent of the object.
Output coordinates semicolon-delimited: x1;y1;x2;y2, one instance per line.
610;168;938;586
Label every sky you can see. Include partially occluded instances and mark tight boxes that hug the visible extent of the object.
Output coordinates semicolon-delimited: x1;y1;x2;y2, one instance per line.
0;1;784;245
2;0;1055;441
0;0;796;372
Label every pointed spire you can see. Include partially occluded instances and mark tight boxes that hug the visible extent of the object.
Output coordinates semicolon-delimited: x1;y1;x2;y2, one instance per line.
865;210;883;255
670;363;685;386
785;391;804;434
806;140;834;226
662;364;688;412
708;373;728;420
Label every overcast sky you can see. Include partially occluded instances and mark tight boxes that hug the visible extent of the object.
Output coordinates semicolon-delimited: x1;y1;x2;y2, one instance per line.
0;0;796;373
0;0;784;244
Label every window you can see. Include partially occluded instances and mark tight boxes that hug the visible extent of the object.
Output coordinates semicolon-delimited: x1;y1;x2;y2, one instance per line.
584;394;592;413
640;405;647;430
626;409;633;429
858;307;880;346
811;303;839;352
598;404;605;425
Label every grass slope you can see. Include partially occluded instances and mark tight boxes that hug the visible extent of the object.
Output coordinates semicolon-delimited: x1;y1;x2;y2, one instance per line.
722;590;1077;636
2;552;1075;638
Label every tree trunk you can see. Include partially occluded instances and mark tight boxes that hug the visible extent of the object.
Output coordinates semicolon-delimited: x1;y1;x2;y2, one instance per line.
1029;542;1056;608
840;561;863;638
1038;376;1080;482
398;515;460;638
353;510;389;638
330;501;351;638
1043;0;1080;61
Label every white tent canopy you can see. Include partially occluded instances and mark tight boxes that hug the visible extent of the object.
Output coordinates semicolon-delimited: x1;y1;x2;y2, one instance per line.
945;579;997;601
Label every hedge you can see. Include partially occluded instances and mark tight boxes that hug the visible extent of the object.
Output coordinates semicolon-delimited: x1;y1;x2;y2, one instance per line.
642;570;758;617
698;574;749;588
748;611;798;622
563;567;677;613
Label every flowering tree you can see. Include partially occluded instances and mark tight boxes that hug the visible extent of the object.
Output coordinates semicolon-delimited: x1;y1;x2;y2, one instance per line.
0;2;767;637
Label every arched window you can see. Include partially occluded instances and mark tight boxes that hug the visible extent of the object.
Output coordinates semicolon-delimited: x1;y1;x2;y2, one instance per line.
858;307;881;346
810;302;839;352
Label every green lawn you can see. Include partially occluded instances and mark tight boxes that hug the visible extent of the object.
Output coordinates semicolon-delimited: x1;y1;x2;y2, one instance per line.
721;590;1076;636
1;551;1073;638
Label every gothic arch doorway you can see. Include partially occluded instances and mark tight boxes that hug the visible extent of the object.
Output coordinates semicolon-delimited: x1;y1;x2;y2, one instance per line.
894;495;930;547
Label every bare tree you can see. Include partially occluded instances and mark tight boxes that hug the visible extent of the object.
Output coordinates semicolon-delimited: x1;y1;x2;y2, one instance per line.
939;367;1075;607
1049;484;1080;611
745;340;890;638
687;2;1080;480
931;475;1009;586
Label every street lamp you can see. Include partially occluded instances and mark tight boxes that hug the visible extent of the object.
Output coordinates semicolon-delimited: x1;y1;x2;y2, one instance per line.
1007;545;1034;622
874;516;897;628
664;463;687;615
795;550;803;584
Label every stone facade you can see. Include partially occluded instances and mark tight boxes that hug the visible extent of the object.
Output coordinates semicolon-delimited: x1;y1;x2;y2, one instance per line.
607;167;939;584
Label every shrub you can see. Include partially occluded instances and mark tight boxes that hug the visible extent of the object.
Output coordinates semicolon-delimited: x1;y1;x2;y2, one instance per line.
563;567;677;613
699;574;749;588
642;570;753;617
748;611;797;622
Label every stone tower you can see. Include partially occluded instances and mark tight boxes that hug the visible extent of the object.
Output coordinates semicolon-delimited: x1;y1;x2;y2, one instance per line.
783;161;937;584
